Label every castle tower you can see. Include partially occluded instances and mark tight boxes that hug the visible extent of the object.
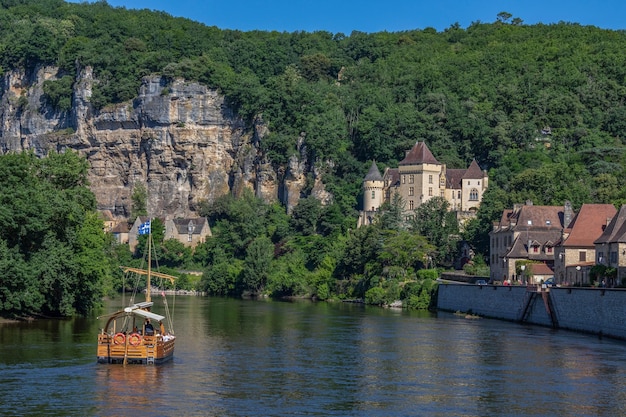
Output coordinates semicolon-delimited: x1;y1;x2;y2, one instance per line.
363;161;384;212
357;161;384;227
460;159;488;212
397;141;443;211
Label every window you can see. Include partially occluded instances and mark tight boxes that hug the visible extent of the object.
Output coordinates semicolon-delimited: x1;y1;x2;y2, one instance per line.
428;175;433;184
402;175;405;184
371;190;375;199
610;251;617;264
546;246;553;254
440;190;444;197
428;187;433;196
409;200;414;210
533;246;539;253
188;233;193;242
409;174;414;184
457;190;461;199
579;251;586;262
469;188;479;201
409;187;414;196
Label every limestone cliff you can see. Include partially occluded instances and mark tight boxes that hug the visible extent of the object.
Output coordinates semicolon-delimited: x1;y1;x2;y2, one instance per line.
0;66;324;219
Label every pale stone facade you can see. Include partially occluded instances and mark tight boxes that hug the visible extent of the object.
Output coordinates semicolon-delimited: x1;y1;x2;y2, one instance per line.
357;141;488;227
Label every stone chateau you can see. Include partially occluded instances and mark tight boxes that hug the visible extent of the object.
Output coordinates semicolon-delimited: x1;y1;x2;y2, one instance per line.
357;141;488;227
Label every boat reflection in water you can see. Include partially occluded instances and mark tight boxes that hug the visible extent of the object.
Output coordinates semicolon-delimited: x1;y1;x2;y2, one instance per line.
95;363;170;411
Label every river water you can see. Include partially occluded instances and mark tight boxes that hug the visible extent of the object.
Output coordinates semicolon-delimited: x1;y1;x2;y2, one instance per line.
1;296;626;416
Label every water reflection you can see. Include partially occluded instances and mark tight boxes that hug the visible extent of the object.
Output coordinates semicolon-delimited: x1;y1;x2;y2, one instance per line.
2;297;626;416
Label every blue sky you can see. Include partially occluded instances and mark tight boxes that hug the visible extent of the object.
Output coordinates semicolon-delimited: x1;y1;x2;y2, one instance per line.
68;1;626;33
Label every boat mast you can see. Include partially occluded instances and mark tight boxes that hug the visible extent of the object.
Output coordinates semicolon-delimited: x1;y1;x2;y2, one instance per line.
146;218;152;303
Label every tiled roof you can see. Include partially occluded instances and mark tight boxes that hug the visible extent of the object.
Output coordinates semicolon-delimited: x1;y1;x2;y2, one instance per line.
506;229;563;260
364;161;383;181
110;223;130;233
99;210;115;221
563;204;616;247
530;263;554;276
445;169;465;189
170;218;209;235
499;204;564;231
595;205;626;244
462;159;484;179
399;141;441;166
383;168;400;187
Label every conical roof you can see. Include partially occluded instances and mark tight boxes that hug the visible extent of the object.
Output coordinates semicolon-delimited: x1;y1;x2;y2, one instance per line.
364;161;383;181
399;141;440;166
462;159;484;179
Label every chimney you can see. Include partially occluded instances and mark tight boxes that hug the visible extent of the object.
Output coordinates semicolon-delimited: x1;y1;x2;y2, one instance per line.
564;201;573;228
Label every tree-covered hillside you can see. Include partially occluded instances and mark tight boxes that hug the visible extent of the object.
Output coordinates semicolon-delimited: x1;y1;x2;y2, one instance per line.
2;1;626;302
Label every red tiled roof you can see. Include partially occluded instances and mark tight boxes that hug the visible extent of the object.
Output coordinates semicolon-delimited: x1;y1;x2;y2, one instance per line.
530;263;554;276
563;204;616;247
399;141;441;166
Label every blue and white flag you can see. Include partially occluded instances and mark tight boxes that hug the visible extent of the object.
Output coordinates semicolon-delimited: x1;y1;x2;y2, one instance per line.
138;220;151;235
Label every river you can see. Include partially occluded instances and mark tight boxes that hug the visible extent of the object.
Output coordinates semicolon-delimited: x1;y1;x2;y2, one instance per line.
1;296;626;416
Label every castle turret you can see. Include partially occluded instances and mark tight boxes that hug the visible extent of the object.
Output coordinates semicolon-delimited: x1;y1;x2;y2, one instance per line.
363;161;384;212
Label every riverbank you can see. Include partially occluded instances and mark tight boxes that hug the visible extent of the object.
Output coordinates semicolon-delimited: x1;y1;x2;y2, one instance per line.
437;283;626;340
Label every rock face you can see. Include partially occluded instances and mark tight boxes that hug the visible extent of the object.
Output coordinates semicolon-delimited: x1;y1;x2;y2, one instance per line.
0;66;324;219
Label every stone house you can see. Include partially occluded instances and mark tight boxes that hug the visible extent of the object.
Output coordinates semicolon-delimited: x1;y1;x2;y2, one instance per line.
490;201;567;283
594;205;626;286
128;216;212;252
554;203;616;285
492;201;616;285
100;210;116;232
164;217;212;247
357;141;488;227
110;222;130;244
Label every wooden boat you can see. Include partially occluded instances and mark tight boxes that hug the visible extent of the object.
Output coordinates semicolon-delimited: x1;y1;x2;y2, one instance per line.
97;220;176;365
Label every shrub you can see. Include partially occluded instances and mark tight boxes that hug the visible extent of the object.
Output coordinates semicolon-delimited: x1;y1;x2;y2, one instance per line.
364;286;386;305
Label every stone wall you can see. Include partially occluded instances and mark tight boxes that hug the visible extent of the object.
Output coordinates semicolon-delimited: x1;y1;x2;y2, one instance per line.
437;283;626;340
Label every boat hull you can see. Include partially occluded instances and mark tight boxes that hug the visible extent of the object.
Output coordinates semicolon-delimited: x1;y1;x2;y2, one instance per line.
97;333;175;365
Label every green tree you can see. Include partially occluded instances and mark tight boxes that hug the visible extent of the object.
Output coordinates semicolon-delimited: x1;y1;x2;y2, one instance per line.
242;235;274;293
410;197;459;266
378;230;433;275
0;151;107;317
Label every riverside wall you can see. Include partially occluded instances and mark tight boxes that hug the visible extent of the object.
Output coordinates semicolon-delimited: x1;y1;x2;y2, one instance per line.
437;283;626;340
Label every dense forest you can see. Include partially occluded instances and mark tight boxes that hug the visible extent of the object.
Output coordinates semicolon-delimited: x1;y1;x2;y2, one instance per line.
2;1;626;316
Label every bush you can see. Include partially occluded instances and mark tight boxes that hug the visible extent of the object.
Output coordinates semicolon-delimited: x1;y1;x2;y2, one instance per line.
364;286;386;305
316;283;330;301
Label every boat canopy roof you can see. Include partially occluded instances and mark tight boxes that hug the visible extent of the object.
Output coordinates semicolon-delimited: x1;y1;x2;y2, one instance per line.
124;302;165;322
